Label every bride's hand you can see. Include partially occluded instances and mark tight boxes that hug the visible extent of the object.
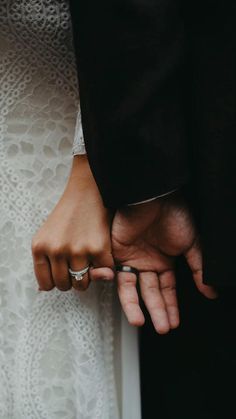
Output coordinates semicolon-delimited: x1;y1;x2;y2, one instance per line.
31;155;114;291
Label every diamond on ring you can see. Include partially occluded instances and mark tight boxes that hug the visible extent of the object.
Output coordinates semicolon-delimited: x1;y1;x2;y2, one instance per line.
68;266;90;281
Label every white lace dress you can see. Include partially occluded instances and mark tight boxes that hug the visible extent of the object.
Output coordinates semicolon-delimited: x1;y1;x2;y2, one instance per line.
0;1;141;418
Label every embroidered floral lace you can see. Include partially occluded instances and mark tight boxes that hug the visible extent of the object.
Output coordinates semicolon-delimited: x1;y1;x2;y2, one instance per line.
0;1;119;418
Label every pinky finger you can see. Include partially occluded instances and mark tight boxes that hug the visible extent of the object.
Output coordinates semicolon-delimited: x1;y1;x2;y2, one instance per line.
89;267;114;281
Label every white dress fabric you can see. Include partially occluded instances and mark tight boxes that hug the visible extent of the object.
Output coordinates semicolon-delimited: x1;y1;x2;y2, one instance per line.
0;1;141;418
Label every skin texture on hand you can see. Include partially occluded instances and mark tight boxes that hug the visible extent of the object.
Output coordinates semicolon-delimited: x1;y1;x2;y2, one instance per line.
111;193;218;334
31;155;114;292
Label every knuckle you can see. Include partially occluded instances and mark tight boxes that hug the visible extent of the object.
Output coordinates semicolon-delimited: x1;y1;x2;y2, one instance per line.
89;245;104;257
31;238;44;255
161;284;176;293
89;239;111;256
57;284;71;292
49;246;66;258
69;239;111;260
101;240;112;253
73;282;89;291
103;251;114;266
40;283;54;291
55;277;71;291
143;283;159;295
147;283;159;291
69;246;87;259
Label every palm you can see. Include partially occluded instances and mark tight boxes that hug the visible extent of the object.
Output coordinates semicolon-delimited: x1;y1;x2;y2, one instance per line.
113;218;175;273
113;197;196;271
112;196;217;334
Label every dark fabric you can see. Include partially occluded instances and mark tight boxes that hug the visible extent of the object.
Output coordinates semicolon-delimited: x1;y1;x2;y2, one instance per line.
69;0;190;207
140;259;236;419
184;1;236;286
69;0;236;286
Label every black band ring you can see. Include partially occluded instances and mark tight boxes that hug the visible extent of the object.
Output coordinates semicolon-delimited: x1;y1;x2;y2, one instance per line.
115;265;139;278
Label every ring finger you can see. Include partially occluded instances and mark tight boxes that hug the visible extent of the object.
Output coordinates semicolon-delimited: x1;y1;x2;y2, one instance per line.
50;255;72;291
68;255;90;291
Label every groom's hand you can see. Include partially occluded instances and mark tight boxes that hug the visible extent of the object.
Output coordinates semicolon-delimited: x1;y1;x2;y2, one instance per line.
111;194;217;334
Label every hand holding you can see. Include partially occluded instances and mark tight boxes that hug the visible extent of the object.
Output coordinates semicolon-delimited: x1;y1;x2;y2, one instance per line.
112;194;217;333
32;155;114;292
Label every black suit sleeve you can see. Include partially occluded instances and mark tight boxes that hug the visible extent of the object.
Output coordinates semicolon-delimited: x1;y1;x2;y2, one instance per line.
69;0;189;208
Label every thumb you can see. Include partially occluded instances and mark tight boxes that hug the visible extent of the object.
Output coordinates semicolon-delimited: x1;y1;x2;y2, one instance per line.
184;240;218;299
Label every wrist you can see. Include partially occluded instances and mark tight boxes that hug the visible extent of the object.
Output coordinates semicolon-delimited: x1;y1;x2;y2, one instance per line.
67;155;98;193
62;156;113;221
70;154;92;179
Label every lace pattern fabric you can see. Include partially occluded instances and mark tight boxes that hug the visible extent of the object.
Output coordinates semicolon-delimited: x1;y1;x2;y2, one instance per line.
72;110;86;155
0;1;119;418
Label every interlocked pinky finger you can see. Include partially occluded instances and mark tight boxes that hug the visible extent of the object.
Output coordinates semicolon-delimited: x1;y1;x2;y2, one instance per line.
89;267;114;281
117;271;145;327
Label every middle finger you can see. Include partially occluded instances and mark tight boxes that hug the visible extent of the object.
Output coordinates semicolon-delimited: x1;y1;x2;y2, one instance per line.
50;256;72;291
139;271;170;334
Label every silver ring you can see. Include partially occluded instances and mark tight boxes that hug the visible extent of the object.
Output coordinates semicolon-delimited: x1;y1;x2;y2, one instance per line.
68;266;90;281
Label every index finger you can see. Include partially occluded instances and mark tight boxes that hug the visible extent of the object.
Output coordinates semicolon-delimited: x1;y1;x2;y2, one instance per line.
117;271;145;327
33;252;55;291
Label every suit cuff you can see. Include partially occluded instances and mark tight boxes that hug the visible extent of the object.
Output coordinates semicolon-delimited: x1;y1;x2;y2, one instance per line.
127;189;178;206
